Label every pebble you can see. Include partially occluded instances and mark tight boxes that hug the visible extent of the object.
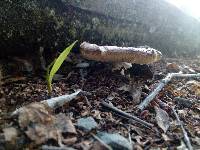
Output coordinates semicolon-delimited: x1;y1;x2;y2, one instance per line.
77;117;98;132
97;132;132;150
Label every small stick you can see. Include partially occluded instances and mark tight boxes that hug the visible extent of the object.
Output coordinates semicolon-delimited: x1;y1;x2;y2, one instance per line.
42;89;82;108
127;126;132;144
171;107;193;150
101;101;154;128
138;73;200;110
42;145;72;150
12;90;82;116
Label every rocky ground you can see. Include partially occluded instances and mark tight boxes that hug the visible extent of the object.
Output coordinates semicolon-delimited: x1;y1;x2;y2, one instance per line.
0;57;200;149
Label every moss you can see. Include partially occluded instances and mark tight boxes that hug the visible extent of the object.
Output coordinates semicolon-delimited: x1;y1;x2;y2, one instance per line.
68;27;77;39
0;0;200;59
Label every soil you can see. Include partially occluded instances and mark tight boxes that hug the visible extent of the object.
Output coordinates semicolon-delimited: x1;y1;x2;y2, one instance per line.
0;57;200;149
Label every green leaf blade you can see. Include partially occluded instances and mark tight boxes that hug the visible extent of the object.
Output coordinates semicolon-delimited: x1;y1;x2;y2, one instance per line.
47;40;77;94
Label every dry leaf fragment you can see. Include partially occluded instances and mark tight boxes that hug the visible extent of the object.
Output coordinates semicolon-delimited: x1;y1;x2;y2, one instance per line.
55;113;77;134
91;141;110;150
62;137;77;145
166;62;180;72
17;102;53;129
25;124;59;145
13;102;76;145
186;80;200;97
155;106;170;133
117;83;142;103
3;127;18;143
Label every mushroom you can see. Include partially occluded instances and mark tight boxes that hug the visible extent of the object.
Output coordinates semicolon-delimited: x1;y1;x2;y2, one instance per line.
80;42;162;64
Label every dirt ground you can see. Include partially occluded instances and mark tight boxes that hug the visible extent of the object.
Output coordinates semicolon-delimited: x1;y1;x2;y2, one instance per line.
0;57;200;149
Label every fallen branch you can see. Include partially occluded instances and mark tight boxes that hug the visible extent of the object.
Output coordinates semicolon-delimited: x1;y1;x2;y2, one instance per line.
138;73;200;110
101;101;154;128
171;107;193;150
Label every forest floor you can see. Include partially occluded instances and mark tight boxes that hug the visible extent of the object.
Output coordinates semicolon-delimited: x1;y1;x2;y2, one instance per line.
0;57;200;150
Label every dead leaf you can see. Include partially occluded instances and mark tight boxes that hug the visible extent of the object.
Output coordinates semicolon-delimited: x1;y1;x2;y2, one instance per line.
62;137;77;145
74;140;92;150
17;103;54;129
186;80;200;97
15;103;76;145
25;124;59;145
91;110;102;120
117;83;142;103
55;113;77;134
91;141;109;150
3;127;18;143
155;106;170;133
166;62;180;72
177;110;187;118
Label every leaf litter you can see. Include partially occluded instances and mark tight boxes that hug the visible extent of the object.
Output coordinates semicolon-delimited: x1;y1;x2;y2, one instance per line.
0;58;200;149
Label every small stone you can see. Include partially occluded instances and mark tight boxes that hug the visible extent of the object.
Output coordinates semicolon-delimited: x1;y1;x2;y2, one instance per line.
97;132;132;150
174;97;194;108
76;62;90;68
77;117;98;132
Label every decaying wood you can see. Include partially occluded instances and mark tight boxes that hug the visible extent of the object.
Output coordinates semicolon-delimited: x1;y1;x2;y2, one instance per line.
172;107;193;150
138;73;200;110
42;90;82;109
80;42;162;64
101;101;154;128
12;90;82;116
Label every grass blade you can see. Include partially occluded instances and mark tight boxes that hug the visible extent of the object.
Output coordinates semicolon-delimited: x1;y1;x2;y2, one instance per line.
47;40;77;94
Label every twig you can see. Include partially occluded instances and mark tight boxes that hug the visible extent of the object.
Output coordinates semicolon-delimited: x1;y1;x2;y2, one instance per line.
138;73;200;110
42;145;73;150
127;126;132;144
12;90;82;116
171;107;193;150
42;89;82;108
101;101;154;128
84;96;92;108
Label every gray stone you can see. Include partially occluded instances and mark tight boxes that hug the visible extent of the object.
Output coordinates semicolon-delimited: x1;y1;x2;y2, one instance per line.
97;132;132;150
77;117;98;132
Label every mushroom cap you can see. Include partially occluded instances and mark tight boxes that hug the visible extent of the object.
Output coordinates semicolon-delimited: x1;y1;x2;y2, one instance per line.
80;42;162;64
